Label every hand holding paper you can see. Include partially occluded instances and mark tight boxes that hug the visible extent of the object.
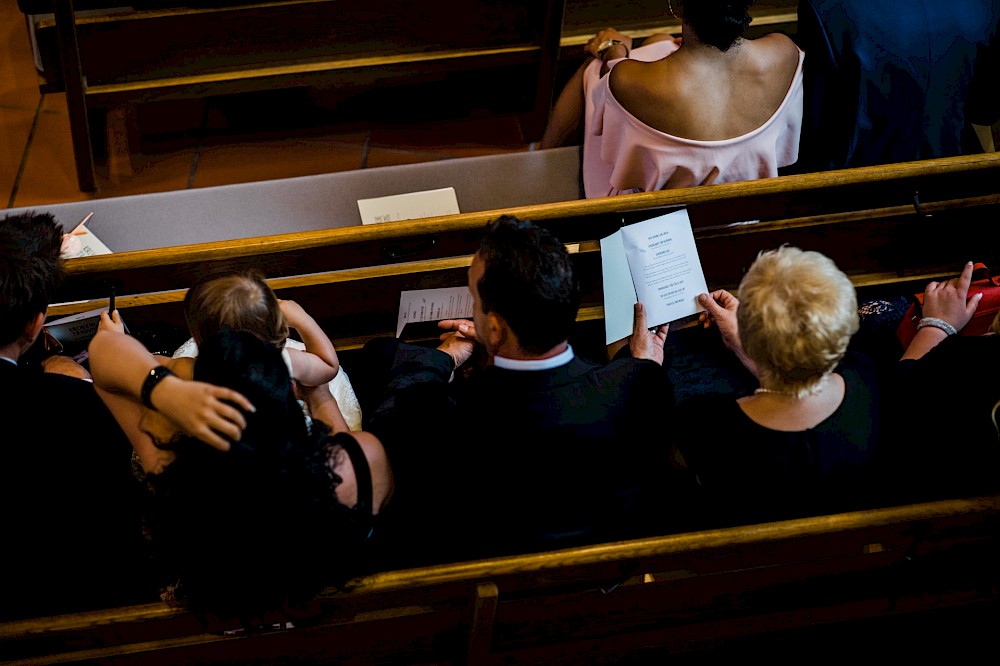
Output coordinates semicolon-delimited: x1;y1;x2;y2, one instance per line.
628;302;669;365
396;286;474;337
601;209;708;344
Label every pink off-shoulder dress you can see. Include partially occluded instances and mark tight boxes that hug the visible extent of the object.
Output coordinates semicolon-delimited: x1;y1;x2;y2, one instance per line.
582;40;804;198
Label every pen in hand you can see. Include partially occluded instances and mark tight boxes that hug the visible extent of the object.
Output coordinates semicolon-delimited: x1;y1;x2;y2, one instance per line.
108;285;115;316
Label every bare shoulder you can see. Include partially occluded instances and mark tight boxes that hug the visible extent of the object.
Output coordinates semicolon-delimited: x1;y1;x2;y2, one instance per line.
749;32;801;63
608;57;679;106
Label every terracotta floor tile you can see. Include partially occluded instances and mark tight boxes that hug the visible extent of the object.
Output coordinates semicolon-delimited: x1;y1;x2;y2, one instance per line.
369;114;531;158
192;136;367;188
0;4;41;111
0;105;35;207
13;95;195;207
13;100;95;207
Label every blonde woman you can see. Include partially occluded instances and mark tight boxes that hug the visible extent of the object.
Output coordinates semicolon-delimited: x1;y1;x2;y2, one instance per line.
673;246;883;526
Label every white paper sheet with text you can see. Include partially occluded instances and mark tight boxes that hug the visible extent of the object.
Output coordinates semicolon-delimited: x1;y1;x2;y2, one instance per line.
601;209;708;344
44;306;128;345
396;286;474;337
358;187;460;225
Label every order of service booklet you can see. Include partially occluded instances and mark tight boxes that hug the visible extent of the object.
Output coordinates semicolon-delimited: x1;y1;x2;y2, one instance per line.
600;208;709;344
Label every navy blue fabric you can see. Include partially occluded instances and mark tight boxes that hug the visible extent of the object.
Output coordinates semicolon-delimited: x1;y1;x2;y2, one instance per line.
795;0;1000;171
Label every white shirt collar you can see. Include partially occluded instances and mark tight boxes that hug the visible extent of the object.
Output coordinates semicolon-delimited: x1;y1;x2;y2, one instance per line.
493;344;574;371
0;356;16;366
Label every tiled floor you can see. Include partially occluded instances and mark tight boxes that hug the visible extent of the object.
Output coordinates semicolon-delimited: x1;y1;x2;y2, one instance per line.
0;3;535;211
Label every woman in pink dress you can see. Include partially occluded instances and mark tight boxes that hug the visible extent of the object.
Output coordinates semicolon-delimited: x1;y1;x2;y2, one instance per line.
541;0;804;198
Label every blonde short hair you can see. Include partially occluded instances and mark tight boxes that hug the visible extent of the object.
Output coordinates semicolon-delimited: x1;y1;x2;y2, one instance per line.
737;246;859;397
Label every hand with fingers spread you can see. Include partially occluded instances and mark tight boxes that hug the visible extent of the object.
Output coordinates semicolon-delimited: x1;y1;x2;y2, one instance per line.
149;376;254;451
628;302;669;364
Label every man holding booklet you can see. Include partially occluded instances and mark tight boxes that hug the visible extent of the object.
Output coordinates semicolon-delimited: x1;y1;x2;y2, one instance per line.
362;215;689;567
0;211;154;620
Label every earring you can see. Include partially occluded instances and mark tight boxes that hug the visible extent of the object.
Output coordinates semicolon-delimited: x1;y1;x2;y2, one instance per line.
668;0;679;19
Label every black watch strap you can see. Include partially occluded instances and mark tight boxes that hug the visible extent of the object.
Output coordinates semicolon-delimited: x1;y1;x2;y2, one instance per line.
140;365;174;411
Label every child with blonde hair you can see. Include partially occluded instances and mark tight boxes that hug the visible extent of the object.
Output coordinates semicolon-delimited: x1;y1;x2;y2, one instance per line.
173;271;361;430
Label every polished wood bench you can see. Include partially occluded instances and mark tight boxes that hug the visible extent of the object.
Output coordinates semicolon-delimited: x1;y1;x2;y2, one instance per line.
6;154;1000;664
35;151;1000;357
2;494;997;664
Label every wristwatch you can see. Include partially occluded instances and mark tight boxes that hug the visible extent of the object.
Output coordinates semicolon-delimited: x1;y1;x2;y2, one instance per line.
597;39;627;58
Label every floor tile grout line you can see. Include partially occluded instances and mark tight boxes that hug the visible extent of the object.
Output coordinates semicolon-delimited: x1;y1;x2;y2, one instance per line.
7;93;45;208
360;129;371;168
187;101;213;189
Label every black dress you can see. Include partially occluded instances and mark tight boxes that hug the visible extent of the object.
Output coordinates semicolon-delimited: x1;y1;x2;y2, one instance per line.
675;353;885;528
890;334;1000;501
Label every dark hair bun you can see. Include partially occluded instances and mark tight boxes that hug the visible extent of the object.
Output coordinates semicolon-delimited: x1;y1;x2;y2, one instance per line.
685;0;754;51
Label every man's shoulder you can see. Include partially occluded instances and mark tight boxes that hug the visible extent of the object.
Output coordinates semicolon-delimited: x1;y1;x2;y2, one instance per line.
595;356;670;382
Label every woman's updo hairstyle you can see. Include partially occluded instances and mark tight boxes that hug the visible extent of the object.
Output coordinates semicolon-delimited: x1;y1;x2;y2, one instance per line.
682;0;754;52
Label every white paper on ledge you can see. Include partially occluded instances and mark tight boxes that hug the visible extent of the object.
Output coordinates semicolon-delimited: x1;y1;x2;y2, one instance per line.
601;209;708;345
396;286;473;337
60;225;113;259
358;187;460;225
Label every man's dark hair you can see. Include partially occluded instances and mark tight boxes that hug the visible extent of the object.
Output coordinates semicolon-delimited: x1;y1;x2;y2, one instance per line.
151;329;364;626
476;215;580;355
0;212;64;348
684;0;753;52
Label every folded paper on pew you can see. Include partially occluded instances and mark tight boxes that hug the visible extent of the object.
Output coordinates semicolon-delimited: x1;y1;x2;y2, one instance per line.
601;209;708;344
358;187;460;224
397;286;473;338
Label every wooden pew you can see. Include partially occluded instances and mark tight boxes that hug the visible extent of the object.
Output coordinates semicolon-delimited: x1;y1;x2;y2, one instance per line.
24;0;566;191
2;494;998;664
556;0;799;86
7;154;1000;663
43;151;1000;356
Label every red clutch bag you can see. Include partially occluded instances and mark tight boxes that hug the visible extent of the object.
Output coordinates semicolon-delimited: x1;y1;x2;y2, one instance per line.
896;263;1000;348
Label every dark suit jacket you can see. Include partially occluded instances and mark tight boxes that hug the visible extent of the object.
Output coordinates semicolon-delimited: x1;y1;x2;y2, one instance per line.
795;0;1000;172
364;340;681;567
0;360;156;620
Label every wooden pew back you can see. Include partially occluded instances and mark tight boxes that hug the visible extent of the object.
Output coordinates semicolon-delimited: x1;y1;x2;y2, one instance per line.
47;152;1000;353
2;495;997;664
26;0;566;190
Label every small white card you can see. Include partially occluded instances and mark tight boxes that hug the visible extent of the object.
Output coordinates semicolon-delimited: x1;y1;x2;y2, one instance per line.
60;225;113;259
601;209;709;344
358;187;460;225
396;286;474;337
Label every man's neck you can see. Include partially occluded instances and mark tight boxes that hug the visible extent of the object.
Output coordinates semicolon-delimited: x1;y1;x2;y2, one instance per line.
0;341;22;364
493;343;574;371
494;340;569;361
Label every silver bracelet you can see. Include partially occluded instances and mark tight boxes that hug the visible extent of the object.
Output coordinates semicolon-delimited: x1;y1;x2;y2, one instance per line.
917;316;958;336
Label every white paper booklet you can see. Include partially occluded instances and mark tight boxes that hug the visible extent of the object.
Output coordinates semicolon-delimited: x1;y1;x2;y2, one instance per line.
600;209;709;344
358;187;460;225
44;306;126;347
396;286;474;337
